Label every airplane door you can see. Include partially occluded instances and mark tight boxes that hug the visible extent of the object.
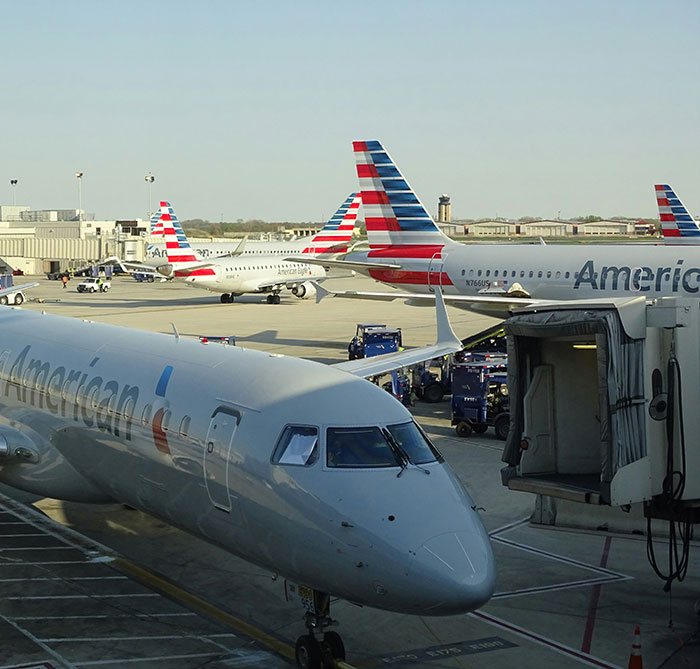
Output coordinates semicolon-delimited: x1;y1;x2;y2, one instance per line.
203;406;241;511
427;252;445;292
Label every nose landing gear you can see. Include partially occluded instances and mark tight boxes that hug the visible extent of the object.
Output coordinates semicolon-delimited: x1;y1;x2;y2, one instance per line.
294;590;346;669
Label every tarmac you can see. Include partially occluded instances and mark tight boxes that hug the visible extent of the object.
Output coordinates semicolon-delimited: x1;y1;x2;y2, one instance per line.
1;273;700;668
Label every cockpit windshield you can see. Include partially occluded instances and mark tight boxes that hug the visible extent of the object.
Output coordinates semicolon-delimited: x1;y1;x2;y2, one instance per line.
326;422;441;469
386;421;442;465
326;426;396;468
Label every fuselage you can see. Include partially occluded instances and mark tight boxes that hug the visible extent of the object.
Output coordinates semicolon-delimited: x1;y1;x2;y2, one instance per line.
147;238;313;262
347;241;700;300
178;258;326;295
0;307;494;615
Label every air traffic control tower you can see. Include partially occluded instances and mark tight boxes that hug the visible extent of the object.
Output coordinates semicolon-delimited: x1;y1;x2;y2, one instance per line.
438;194;451;223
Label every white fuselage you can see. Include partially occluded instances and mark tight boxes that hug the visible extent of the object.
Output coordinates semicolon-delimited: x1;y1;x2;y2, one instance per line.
179;258;326;295
0;307;495;615
148;238;312;262
348;241;700;300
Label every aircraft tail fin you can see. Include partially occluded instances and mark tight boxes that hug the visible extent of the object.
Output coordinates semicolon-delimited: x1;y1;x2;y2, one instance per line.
301;193;360;255
655;185;700;244
353;140;455;257
158;201;215;277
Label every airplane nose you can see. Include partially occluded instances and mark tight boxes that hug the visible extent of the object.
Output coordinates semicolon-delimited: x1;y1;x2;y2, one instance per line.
408;530;495;615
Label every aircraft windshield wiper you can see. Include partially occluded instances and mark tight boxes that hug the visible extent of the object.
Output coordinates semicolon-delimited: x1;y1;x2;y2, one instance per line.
382;429;429;477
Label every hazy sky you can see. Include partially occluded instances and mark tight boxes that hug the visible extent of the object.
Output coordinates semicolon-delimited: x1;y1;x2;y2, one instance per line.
5;1;700;222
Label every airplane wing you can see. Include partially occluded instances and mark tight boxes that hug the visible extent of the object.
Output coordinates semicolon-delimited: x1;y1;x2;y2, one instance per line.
315;284;550;318
285;256;401;271
0;282;38;298
333;288;463;378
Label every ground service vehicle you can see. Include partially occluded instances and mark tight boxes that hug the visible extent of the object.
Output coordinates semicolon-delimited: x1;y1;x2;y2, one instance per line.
413;356;452;403
452;358;509;439
0;274;28;306
348;324;403;360
77;277;111;293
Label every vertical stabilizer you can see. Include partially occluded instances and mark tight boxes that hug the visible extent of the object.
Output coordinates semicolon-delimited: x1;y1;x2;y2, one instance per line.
655;185;700;244
353;140;454;256
159;201;215;277
302;193;360;255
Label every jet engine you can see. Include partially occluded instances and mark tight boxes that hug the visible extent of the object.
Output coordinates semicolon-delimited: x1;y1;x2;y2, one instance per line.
291;281;316;299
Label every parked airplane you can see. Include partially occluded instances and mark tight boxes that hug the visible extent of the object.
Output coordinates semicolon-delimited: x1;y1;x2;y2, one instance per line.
147;193;361;262
159;197;358;303
655;184;700;244
298;142;700;316
0;285;492;665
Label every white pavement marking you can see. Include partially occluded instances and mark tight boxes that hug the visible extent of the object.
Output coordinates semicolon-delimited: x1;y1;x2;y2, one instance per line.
0;612;79;669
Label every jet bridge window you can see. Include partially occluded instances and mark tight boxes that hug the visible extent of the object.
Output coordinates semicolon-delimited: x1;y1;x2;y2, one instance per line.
272;425;319;466
326;426;397;468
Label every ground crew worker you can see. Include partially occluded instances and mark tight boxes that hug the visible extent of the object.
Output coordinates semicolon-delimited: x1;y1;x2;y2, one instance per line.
61;274;67;289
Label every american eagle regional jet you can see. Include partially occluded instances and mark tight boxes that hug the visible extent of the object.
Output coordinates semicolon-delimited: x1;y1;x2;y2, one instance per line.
159;194;359;303
0;281;493;665
294;142;700;316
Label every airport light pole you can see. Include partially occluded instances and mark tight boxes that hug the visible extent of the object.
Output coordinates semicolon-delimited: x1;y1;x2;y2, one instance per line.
145;172;155;219
9;179;17;206
75;172;83;224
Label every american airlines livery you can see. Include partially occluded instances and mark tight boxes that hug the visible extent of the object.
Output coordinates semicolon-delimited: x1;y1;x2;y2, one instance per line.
0;282;492;664
656;184;700;244
300;142;700;315
159;196;358;303
148;193;361;261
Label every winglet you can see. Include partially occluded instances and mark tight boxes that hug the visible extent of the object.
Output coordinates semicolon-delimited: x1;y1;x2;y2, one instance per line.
434;287;462;351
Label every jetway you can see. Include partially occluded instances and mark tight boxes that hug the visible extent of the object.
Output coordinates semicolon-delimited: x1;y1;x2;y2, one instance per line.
501;297;700;522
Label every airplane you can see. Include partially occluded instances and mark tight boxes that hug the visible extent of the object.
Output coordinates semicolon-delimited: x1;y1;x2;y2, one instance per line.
655;184;700;244
158;196;358;304
146;193;362;263
0;283;494;666
295;141;700;316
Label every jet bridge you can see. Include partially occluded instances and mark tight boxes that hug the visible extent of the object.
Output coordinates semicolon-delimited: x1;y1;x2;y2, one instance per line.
501;296;700;522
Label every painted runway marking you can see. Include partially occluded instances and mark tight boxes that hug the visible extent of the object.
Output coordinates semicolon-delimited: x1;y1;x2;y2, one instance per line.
374;636;516;665
581;535;613;653
41;633;238;642
471;611;623;669
489;518;631;600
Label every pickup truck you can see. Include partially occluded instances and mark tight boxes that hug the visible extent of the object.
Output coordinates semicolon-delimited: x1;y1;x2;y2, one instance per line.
76;277;111;293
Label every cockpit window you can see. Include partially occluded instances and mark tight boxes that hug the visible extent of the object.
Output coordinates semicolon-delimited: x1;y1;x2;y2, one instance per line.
272;425;319;466
386;421;442;465
326;426;397;468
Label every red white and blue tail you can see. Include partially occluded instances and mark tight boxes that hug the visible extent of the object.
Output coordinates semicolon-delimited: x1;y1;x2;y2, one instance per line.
158;201;215;277
301;193;360;255
353;140;454;258
656;185;700;244
150;209;164;236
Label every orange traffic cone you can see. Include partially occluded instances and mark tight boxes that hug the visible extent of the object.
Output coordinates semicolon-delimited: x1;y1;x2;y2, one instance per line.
628;625;643;669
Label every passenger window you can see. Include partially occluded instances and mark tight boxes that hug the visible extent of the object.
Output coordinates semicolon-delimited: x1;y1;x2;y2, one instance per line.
272;425;319;466
520;271;525;278
546;271;551;278
565;271;570;279
537;271;543;278
326;426;396;468
529;271;534;278
494;270;499;277
477;270;482;277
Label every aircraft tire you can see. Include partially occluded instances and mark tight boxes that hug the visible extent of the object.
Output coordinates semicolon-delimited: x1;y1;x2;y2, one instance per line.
322;631;345;660
423;384;443;403
455;421;472;438
273;294;281;304
473;423;488;434
295;634;322;669
220;294;228;303
13;293;24;305
494;414;510;441
266;294;274;304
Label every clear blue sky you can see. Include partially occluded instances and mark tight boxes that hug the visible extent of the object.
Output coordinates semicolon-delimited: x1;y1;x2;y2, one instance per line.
5;0;700;222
